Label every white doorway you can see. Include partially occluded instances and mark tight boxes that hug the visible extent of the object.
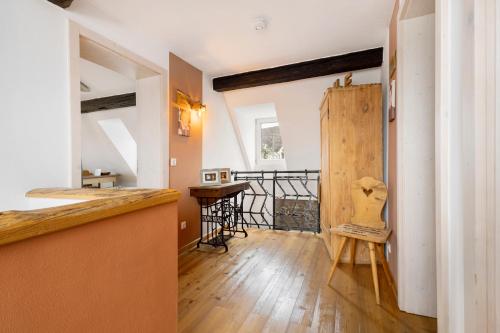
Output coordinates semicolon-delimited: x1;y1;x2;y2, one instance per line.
80;58;138;187
68;23;169;189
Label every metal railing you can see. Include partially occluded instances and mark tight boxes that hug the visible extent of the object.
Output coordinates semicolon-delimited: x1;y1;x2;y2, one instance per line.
232;170;320;233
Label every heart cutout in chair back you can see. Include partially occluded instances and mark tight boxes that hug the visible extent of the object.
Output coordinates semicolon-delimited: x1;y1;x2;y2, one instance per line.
362;188;373;197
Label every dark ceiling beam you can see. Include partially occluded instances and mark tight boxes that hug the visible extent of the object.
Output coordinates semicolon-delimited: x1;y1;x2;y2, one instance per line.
212;47;383;92
81;93;136;114
47;0;74;8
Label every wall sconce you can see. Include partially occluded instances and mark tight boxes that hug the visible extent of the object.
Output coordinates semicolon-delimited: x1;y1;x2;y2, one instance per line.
190;101;206;118
175;90;206;137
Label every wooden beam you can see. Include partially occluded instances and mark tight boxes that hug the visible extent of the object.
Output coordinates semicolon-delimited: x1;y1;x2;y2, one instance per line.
212;47;383;92
81;93;136;114
47;0;74;9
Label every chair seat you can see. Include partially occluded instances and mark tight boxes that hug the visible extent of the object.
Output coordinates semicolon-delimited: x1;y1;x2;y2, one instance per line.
332;224;391;244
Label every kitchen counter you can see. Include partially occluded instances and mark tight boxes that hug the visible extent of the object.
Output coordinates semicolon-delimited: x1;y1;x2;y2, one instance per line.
0;187;180;246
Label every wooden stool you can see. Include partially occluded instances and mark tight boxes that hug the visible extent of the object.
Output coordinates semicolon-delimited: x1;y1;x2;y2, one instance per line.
327;177;397;305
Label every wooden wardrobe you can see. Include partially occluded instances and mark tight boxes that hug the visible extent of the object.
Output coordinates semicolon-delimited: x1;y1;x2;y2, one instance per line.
319;82;383;264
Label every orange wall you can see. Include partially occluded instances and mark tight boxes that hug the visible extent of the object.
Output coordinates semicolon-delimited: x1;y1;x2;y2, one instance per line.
169;53;203;250
0;203;178;332
388;0;399;282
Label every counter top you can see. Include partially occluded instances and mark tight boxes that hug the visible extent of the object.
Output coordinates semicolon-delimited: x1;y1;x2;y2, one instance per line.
189;181;250;198
0;188;180;246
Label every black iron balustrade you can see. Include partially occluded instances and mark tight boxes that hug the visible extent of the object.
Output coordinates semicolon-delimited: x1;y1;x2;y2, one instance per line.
232;170;321;233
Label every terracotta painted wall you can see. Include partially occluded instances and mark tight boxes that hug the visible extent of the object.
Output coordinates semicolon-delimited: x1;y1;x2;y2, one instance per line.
0;202;178;332
387;0;399;282
169;53;203;250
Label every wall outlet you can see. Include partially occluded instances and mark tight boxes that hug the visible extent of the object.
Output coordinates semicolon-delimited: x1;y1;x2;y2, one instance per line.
180;221;187;230
170;158;177;167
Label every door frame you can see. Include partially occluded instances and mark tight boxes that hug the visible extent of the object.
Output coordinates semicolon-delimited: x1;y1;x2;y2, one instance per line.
67;21;169;188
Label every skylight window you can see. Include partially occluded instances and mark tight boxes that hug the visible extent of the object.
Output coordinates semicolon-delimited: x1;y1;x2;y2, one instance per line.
97;118;137;175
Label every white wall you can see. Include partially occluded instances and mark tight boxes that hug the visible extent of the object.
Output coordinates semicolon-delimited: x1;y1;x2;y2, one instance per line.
222;69;382;171
397;13;436;317
80;58;135;101
67;3;170;70
81;107;138;186
0;0;171;212
202;75;246;171
0;0;71;211
136;75;167;188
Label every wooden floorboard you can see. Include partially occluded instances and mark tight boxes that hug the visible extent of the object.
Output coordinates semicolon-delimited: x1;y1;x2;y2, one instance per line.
178;229;437;333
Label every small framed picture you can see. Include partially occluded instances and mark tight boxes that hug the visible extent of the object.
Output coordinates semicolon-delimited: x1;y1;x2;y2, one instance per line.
219;168;231;183
200;169;220;186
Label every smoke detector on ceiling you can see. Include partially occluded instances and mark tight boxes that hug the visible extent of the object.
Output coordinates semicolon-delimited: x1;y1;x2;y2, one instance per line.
254;17;268;31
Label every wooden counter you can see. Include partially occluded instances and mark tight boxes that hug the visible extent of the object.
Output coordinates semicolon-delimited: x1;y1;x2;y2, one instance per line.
189;181;250;198
0;188;180;246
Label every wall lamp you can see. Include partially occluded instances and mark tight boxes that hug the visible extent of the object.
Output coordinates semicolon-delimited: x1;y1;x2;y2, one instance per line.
174;90;206;137
176;90;206;118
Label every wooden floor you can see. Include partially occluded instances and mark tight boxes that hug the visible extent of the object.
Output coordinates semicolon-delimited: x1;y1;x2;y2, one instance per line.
178;229;437;333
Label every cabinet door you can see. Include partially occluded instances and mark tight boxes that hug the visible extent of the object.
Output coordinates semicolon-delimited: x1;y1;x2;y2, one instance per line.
329;84;383;263
320;100;332;258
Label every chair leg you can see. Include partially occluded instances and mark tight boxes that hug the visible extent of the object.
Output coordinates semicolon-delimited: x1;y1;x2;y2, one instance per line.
349;238;356;267
368;242;380;305
327;236;347;287
375;243;397;301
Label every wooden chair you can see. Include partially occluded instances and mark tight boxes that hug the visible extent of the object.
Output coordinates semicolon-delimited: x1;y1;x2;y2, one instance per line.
327;177;397;305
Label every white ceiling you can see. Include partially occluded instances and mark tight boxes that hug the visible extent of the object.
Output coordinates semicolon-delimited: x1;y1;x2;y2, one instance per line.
80;58;135;101
70;0;394;76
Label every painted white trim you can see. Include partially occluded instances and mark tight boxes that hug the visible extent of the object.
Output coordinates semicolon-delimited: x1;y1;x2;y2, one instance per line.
473;0;497;331
435;0;452;331
473;1;488;330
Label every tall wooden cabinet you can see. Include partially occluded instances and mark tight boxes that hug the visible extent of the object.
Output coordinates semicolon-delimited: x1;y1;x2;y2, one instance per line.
319;83;383;263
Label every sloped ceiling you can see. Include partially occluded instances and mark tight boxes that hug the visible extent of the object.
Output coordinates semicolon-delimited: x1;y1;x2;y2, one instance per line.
69;0;394;76
80;58;135;101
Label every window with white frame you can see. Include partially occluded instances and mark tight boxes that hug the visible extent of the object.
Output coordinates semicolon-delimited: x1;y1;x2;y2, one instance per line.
255;117;284;163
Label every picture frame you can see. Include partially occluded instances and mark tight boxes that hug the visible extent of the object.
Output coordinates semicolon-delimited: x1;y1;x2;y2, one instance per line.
218;168;231;183
200;169;220;186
